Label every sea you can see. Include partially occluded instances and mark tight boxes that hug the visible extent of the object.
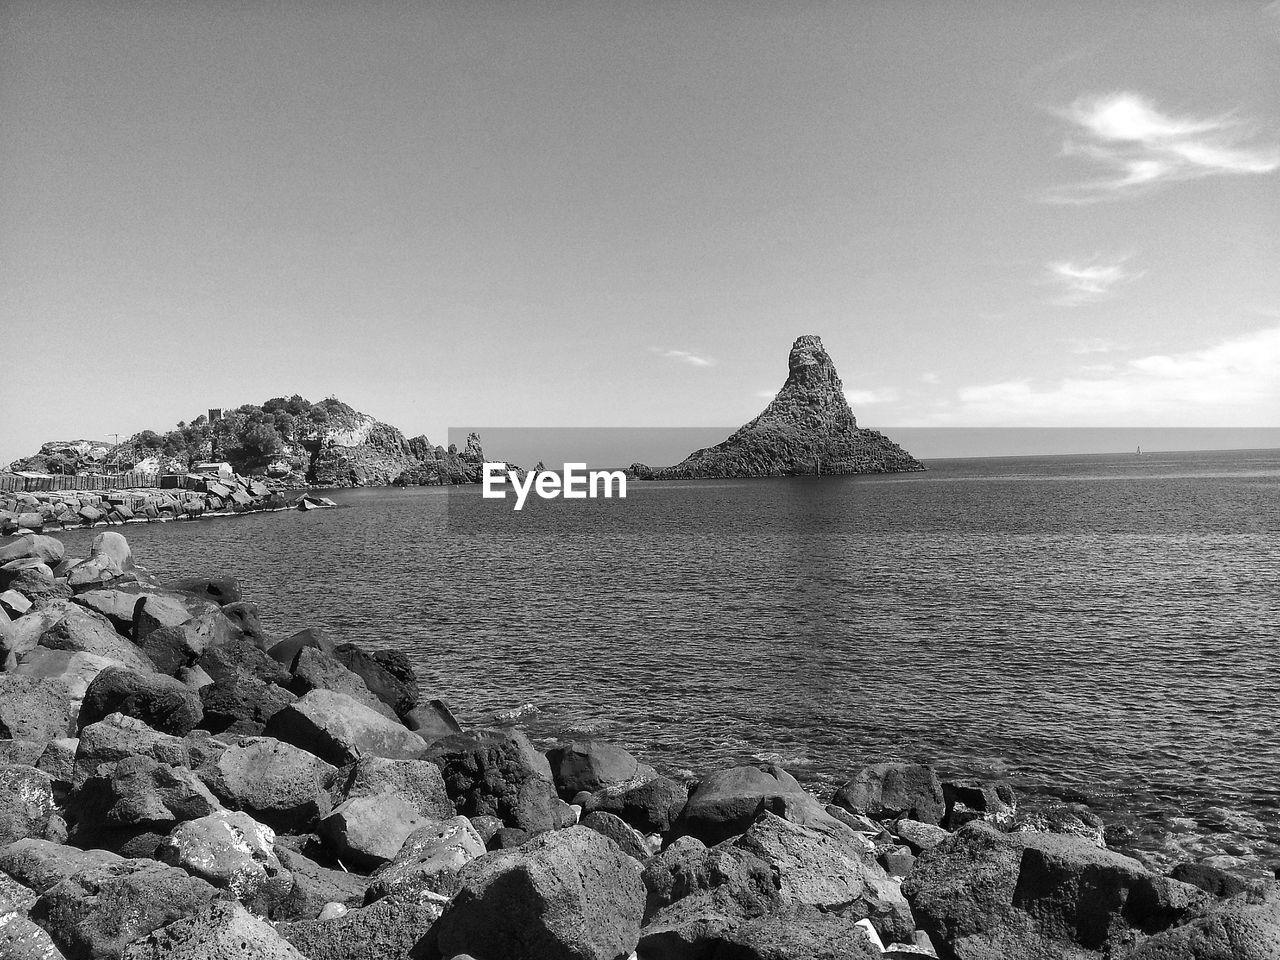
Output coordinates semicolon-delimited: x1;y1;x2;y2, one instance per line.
53;447;1280;876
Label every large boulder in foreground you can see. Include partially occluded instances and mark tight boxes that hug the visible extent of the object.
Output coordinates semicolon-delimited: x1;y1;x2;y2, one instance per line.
157;810;292;914
264;690;430;766
121;900;306;960
903;821;1209;959
364;815;486;903
201;736;336;831
675;764;849;845
733;812;912;944
77;667;203;736
69;755;221;844
832;761;945;826
72;713;190;788
429;825;646;960
1121;899;1280;959
427;728;558;832
30;859;219;960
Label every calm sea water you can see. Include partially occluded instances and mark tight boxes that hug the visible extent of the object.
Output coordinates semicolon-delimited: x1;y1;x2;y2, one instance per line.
54;449;1280;874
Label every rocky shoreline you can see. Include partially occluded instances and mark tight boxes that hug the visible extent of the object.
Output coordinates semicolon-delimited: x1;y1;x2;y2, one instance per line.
0;532;1276;960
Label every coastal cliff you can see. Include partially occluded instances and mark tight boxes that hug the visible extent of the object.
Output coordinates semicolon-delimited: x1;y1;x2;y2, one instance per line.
635;335;924;480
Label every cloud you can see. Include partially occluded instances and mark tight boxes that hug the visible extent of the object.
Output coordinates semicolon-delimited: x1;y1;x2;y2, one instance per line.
1068;337;1127;354
653;348;714;368
1047;256;1143;305
920;372;941;384
929;326;1280;426
844;388;899;405
1044;92;1280;202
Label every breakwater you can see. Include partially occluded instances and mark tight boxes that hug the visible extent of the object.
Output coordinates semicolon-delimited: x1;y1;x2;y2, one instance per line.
0;530;1276;959
0;474;293;537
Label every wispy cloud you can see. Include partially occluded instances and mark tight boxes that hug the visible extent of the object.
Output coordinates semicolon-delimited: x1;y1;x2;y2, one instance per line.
928;326;1280;426
1044;92;1280;202
1068;337;1127;354
845;388;899;405
920;372;941;384
653;348;714;368
1046;256;1143;305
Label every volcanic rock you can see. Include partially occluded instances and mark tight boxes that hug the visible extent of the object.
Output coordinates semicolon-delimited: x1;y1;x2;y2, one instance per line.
642;335;923;479
363;815;486;903
833;762;946;826
264;690;430;767
0;765;66;847
426;728;558;832
156;811;292;913
119;900;306;960
77;667;203;735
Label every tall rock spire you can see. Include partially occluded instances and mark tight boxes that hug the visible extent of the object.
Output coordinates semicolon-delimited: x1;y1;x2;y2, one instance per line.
642;335;923;478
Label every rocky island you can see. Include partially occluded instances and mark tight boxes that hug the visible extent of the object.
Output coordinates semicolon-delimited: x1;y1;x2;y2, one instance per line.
0;531;1275;960
632;336;923;480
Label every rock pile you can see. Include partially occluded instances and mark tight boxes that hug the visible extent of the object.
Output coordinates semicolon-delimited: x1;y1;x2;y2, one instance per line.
0;476;289;537
0;532;1277;959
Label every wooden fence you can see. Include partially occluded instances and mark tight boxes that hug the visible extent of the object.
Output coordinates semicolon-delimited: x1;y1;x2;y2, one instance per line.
0;472;161;494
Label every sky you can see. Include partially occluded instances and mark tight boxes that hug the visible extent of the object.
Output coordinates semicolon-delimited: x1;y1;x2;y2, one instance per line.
3;0;1279;465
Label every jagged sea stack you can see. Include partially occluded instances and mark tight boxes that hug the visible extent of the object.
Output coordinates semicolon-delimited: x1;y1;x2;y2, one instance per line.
639;335;924;479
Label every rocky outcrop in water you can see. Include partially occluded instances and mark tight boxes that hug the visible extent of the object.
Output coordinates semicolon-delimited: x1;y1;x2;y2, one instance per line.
0;532;1276;960
635;335;924;479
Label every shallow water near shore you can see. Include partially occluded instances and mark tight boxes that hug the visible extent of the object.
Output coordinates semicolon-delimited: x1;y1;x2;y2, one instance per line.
54;448;1280;874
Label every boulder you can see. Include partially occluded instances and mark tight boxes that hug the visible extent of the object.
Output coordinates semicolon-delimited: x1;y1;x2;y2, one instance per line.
546;739;656;798
895;818;950;854
134;593;234;663
0;839;124;895
69;755;221;842
318;790;433;870
1013;802;1108;848
157;811;292;913
580;810;651;861
430;825;646;960
202;737;336;831
199;674;296;737
363;815;485;903
29;859;219;960
89;532;133;571
427;727;558;832
289;647;398;719
77;667;203;735
580;773;689;834
268;628;336;666
66;555;125;592
169;577;241;606
0;675;73;744
0;739;47;767
733;812;913;944
0;766;66;847
336;756;453;820
642;902;883;960
16;601;153;673
0;912;66;960
1;559;54;593
72;713;190;788
71;586;152;633
198;636;292;686
277;895;442;960
332;644;418;717
641;835;778;912
120;900;306;960
0;535;65;568
218;602;270;648
402;699;462;743
1121;899;1280;959
35;739;77;792
676;764;849;845
264;690;430;767
832;762;946;826
903;821;1209;959
941;778;1017;829
272;845;371;921
1169;861;1256;899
